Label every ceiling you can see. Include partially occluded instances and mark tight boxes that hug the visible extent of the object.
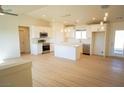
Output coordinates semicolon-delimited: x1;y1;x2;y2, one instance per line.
2;5;124;25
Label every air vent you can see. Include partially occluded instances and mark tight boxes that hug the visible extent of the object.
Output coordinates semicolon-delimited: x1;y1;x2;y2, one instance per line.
61;14;71;17
116;16;123;20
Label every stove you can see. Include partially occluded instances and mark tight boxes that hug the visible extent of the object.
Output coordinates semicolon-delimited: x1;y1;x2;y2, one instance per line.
42;43;50;54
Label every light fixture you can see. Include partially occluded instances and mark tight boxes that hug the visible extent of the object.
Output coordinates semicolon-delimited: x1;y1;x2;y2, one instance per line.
104;16;107;21
0;13;4;15
100;21;103;25
105;12;108;17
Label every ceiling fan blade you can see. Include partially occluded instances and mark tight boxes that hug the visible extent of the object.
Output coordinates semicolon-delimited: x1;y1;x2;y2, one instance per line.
101;5;110;9
2;11;18;16
0;5;3;12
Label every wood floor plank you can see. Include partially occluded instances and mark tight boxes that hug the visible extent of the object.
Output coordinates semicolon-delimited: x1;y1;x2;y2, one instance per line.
20;53;124;87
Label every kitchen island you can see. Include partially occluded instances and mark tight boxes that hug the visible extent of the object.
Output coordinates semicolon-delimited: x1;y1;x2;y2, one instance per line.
54;43;82;61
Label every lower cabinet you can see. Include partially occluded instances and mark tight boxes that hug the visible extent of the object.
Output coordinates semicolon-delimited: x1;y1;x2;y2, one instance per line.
31;43;43;55
50;43;54;52
31;43;54;55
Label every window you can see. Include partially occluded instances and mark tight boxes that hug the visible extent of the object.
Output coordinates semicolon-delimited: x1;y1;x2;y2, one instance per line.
75;31;82;39
114;30;124;55
81;31;87;39
75;30;87;39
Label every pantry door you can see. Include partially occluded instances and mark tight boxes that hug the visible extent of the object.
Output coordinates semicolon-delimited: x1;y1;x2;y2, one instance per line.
93;32;105;56
19;26;30;54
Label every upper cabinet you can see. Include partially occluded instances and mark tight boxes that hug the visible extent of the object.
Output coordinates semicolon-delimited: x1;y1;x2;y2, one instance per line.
30;26;52;38
30;26;40;38
64;27;75;38
90;24;107;32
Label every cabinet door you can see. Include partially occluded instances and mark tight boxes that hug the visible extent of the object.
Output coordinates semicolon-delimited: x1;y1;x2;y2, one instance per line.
31;26;40;38
91;25;98;31
48;28;52;37
50;44;54;52
38;44;42;54
91;24;106;32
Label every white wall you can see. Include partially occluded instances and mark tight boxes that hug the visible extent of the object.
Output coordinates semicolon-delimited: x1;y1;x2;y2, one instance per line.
0;15;49;60
108;21;124;56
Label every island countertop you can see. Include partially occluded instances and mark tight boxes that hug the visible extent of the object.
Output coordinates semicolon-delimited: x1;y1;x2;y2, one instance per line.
54;42;82;47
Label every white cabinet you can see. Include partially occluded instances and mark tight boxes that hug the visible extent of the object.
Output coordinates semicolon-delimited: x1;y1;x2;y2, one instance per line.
30;26;52;55
65;27;75;38
66;31;75;38
30;26;52;38
54;44;82;60
50;43;54;52
90;24;99;31
31;43;43;55
30;26;40;38
90;24;107;32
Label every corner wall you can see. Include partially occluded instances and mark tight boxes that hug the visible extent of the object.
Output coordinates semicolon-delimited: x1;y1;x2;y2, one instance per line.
0;15;50;60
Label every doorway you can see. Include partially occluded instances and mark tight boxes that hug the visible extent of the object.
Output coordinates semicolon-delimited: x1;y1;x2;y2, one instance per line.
92;32;105;56
114;30;124;56
19;26;30;55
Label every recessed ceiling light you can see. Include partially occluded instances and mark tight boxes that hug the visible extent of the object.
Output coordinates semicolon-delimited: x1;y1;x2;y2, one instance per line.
52;19;55;22
105;12;108;17
0;13;4;15
92;17;96;20
64;21;67;24
42;14;46;17
76;19;79;23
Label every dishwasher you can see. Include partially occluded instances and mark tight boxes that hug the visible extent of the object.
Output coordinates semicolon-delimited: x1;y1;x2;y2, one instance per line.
82;44;90;55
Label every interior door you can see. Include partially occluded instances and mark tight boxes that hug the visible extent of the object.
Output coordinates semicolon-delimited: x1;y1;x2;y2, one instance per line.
93;32;105;56
19;26;30;54
19;30;25;53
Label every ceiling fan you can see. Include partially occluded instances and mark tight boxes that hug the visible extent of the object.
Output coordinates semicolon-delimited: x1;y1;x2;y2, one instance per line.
101;5;110;9
0;5;18;16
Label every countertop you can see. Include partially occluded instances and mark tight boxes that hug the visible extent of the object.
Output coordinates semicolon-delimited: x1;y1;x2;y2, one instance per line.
0;58;32;70
55;42;82;47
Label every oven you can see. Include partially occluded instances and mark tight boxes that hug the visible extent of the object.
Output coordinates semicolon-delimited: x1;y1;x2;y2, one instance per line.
42;43;50;54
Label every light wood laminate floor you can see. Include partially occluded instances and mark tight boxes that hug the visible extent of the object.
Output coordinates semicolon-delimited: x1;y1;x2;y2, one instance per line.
20;53;124;87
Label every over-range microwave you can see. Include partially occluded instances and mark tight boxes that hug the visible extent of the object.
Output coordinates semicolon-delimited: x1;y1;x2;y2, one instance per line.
40;32;48;38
